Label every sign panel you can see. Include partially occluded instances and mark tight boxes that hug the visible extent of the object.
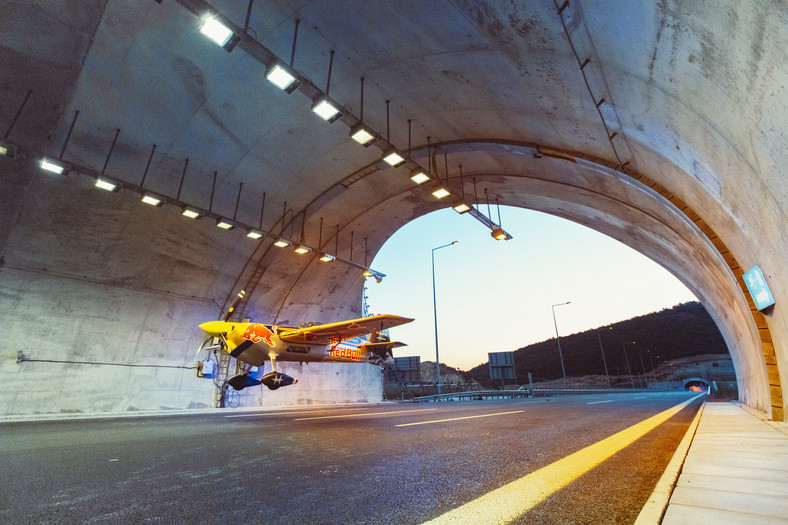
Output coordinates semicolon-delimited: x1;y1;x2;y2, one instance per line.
743;265;775;311
489;351;516;381
389;356;421;384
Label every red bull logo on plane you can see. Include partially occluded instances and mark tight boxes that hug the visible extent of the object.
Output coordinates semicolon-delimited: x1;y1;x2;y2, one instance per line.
329;346;362;361
242;324;276;347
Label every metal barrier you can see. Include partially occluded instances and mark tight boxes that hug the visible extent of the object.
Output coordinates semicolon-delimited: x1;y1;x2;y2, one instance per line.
412;386;657;402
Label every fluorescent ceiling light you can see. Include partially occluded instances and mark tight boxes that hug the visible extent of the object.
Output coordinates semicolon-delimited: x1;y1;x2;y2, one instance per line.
432;188;450;199
266;64;299;92
216;219;235;230
40;159;65;174
0;142;16;158
182;207;201;219
319;253;335;262
273;239;290;248
350;125;375;146
453;203;471;214
141;194;163;206
363;270;374;277
311;99;341;122
200;17;233;47
95;178;118;192
294;245;312;254
382;150;405;167
410;170;429;184
246;229;264;240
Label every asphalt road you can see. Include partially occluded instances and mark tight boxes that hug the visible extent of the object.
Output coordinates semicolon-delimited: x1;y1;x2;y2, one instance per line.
0;391;703;524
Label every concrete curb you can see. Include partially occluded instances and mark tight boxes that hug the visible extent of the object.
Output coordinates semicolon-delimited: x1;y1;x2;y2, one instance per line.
634;400;706;524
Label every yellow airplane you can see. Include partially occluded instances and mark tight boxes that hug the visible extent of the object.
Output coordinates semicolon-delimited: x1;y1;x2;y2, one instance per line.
199;314;414;390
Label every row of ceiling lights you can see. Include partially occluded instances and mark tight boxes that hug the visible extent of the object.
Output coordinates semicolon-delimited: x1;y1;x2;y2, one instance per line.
17;145;381;280
0;3;509;280
199;10;500;226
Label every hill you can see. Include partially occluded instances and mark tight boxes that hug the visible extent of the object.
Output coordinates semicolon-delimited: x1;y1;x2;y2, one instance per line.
466;302;728;385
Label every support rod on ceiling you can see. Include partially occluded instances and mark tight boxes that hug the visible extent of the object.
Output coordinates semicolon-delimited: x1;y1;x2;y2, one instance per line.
176;158;189;200
139;144;157;188
386;100;390;142
407;119;412;154
4;89;32;140
290;19;300;68
101;128;121;174
360;77;365;122
326;49;335;95
233;182;243;221
243;0;254;33
259;192;266;230
59;110;80;160
209;171;217;212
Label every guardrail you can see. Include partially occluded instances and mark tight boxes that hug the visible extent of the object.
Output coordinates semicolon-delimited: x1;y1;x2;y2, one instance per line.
412;386;658;402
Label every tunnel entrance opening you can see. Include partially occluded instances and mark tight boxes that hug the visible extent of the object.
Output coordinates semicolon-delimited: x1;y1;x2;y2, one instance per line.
366;207;726;383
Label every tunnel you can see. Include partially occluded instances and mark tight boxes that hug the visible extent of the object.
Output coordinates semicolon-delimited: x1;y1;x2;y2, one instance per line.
0;1;784;420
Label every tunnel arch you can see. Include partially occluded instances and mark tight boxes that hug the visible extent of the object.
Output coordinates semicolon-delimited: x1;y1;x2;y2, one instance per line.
1;1;784;421
683;378;712;391
239;140;774;417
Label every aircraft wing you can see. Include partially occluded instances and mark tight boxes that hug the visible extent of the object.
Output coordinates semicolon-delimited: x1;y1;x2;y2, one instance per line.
278;314;414;345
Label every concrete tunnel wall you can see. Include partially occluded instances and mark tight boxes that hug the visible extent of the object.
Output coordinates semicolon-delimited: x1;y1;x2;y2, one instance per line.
0;1;786;420
0;134;780;418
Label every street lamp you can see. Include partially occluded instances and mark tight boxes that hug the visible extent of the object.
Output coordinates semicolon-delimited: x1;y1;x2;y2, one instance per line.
595;329;611;387
551;301;571;382
622;342;636;388
432;241;458;394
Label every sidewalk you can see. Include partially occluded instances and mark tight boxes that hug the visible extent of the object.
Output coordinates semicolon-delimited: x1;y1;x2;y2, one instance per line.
662;401;788;524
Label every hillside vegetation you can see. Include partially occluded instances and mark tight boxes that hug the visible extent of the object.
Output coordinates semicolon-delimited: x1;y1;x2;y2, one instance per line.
467;302;728;384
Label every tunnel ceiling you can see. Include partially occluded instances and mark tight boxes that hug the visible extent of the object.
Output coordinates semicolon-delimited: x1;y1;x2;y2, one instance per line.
0;1;785;418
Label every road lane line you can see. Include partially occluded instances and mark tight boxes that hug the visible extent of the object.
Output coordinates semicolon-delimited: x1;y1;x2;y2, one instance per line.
226;408;368;418
395;410;524;427
587;400;614;405
294;408;437;421
423;394;703;524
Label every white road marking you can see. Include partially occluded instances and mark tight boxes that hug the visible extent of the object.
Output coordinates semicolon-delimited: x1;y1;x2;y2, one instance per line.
225;408;367;418
422;394;703;524
395;410;524;427
294;408;437;421
587;400;614;405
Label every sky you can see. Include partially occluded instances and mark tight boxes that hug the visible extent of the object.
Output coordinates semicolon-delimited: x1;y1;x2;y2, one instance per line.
365;207;698;371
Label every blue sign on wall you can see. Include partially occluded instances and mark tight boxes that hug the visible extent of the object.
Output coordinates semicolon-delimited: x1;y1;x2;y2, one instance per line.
743;265;775;311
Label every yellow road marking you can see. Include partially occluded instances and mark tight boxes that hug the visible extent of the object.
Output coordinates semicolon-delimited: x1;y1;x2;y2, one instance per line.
294;408;437;421
423;394;703;524
395;410;525;427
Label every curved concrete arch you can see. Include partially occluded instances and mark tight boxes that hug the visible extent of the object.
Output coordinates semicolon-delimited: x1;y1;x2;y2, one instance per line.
246;140;773;415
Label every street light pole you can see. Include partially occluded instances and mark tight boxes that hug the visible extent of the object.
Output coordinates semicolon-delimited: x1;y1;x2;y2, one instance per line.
622;342;635;388
551;301;571;382
596;329;611;387
432;241;458;395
